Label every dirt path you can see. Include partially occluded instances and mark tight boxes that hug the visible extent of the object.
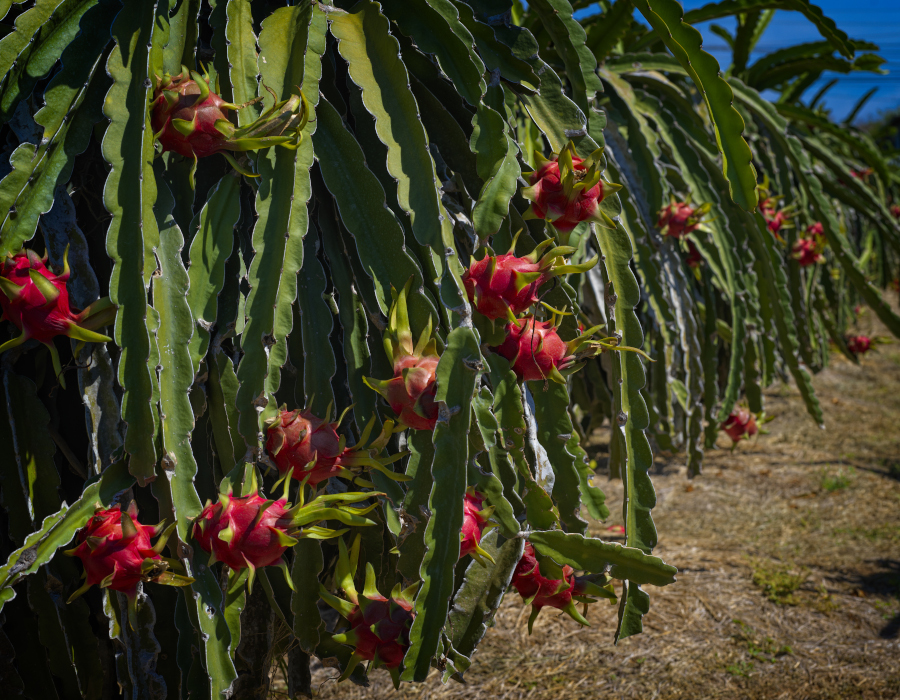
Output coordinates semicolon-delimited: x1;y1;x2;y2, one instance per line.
286;313;900;700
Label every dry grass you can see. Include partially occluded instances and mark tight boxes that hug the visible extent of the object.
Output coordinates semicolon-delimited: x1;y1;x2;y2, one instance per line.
271;309;900;699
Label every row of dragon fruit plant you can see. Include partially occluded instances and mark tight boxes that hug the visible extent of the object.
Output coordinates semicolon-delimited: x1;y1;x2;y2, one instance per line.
0;0;897;698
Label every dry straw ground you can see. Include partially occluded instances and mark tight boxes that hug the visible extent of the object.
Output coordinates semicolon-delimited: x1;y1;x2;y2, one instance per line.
271;309;900;700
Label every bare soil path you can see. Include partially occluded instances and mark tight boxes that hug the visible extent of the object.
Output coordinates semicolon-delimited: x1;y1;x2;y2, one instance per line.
277;311;900;700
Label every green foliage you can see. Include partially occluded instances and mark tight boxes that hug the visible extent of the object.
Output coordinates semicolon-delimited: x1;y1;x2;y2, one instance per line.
0;0;897;696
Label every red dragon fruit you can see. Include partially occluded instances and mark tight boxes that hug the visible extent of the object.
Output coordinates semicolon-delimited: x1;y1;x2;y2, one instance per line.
890;204;900;220
721;407;758;445
845;335;872;355
365;281;442;431
685;239;704;269
320;537;417;688
511;543;610;633
64;504;189;605
192;472;378;592
459;489;496;565
265;406;407;487
760;196;792;240
791;222;826;267
150;67;308;183
657;200;710;239
521;141;621;235
462;236;597;321
492;313;649;383
0;248;114;388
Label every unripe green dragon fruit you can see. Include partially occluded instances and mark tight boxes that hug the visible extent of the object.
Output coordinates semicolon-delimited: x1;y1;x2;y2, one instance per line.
521;141;621;237
320;536;418;689
364;281;441;431
150;66;308;184
264;406;408;488
192;470;379;593
462;235;597;321
0;248;114;388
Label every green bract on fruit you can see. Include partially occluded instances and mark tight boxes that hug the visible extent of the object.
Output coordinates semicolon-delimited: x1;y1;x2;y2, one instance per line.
364;281;441;431
320;537;417;689
0;248;114;388
150;66;308;183
521;141;621;234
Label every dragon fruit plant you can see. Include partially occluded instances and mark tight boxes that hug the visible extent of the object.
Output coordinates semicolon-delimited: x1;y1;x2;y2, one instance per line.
265;406;407;487
364;281;441;431
151;66;308;184
657;199;711;240
2;0;892;695
192;470;378;593
521;141;622;241
320;537;417;689
0;249;114;387
463;235;597;322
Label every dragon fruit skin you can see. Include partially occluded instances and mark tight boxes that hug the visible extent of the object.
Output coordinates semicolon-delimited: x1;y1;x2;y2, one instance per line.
511;543;590;633
845;335;872;355
462;238;597;321
321;537;418;688
365;281;442;431
192;491;297;572
521;142;621;234
721;407;758;444
685;240;703;269
792;238;824;267
459;489;495;565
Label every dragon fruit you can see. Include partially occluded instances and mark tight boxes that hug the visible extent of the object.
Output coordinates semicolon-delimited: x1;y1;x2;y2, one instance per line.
265;406;406;487
890;204;900;220
685;240;704;269
845;335;872;355
365;281;441;431
760;196;792;239
511;543;610;633
492;313;650;383
150;67;308;183
521;141;621;235
462;236;597;321
192;471;378;592
459;489;496;565
721;407;758;445
320;537;417;688
64;504;189;604
0;248;114;388
791;222;826;267
657;200;710;240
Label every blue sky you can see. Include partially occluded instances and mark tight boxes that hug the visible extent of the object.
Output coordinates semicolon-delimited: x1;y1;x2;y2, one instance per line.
577;0;900;124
